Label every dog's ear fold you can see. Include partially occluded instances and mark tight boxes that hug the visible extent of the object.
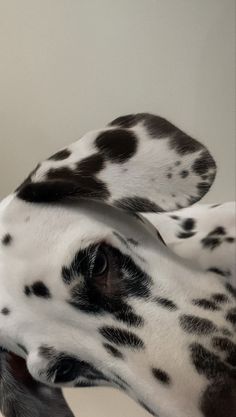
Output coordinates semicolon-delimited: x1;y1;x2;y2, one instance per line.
17;113;216;212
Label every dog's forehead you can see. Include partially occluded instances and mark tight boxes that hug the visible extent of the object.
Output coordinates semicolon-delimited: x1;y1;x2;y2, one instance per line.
0;195;154;260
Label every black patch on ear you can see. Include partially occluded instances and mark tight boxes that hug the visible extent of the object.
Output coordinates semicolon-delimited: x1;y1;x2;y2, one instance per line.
153;297;177;311
169;132;203;155
115;196;164;212
96;129;138;163
152;367;171;385
109;114;143;129
192;150;216;175
1;234;12;246
103;343;124;359
201;377;236;417
189;343;234;380
179;315;217;335
192;299;220;311
100;326;145;349
18;177;110;203
17;152;109;203
1;307;10;315
77;153;105;175
48;149;71;161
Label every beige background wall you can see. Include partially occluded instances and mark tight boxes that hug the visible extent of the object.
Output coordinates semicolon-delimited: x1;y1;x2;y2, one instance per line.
0;1;235;416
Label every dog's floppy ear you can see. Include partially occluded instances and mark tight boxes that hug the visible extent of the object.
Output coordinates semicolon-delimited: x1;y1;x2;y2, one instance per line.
17;113;216;212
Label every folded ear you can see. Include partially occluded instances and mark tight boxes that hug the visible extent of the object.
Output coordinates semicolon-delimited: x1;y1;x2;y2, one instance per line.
17;113;216;212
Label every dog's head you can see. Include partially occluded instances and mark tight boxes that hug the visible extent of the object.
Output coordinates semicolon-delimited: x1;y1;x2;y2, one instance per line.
0;114;216;390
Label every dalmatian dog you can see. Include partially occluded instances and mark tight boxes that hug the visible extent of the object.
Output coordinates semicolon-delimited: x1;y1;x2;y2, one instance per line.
0;113;235;417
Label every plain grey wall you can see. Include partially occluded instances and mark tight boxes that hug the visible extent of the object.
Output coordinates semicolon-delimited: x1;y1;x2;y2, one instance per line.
0;1;235;416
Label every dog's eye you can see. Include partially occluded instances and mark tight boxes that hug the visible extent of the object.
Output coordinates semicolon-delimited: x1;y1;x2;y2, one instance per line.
92;249;108;277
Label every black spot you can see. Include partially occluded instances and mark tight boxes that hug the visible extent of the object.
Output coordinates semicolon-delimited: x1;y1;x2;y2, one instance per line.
115;196;164;213
77;153;105;175
31;281;51;299
192;150;216;175
212;337;234;352
177;231;196;239
167;173;172;179
95;129;137;163
152;368;170;385
225;237;235;243
180;315;217;335
212;337;236;366
100;326;145;349
201;377;236;417
1;307;10;315
211;293;229;304
226;308;236;326
192;299;220;311
209;227;226;236
201;237;221;250
208;268;231;277
197;182;211;195
170;215;179;220
225;284;236;299
180;170;189;178
24;286;31;296
181;218;195;231
103;343;124;359
154;297;177;311
210;204;221;209
190;343;234;380
48;148;71;161
114;306;145;327
1;234;12;246
62;266;73;285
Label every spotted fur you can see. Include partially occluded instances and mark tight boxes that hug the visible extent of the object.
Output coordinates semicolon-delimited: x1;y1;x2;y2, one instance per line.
0;113;235;417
